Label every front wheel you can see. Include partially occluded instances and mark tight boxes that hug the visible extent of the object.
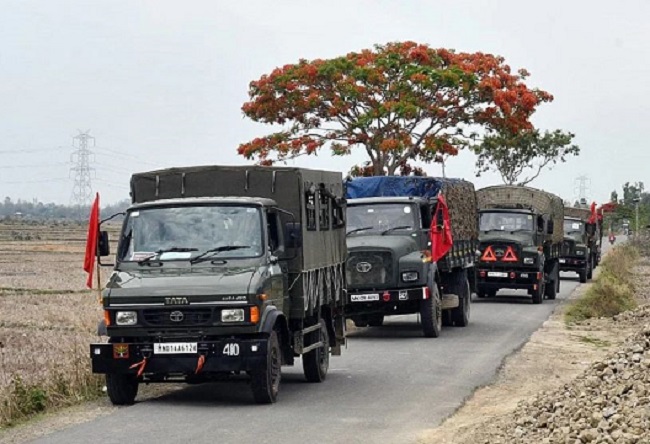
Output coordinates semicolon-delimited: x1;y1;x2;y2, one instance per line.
106;373;138;406
251;331;281;404
451;272;471;327
302;322;330;383
421;285;442;338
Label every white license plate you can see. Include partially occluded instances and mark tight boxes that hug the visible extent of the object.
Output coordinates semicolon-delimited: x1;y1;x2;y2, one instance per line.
153;342;198;355
487;271;508;278
351;293;380;302
559;259;566;264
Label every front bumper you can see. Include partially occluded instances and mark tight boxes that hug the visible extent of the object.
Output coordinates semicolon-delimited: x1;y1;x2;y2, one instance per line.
477;268;542;292
559;257;587;272
90;337;268;376
345;287;426;316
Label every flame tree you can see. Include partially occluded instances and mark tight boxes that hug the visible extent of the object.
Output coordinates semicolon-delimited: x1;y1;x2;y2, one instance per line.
238;41;553;176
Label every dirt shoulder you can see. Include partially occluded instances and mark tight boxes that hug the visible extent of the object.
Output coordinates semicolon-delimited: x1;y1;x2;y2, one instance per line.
418;258;650;444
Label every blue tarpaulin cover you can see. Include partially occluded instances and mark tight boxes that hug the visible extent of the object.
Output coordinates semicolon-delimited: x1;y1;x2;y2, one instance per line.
346;176;456;199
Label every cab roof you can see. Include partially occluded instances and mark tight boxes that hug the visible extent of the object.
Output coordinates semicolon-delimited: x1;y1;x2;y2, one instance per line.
128;196;277;210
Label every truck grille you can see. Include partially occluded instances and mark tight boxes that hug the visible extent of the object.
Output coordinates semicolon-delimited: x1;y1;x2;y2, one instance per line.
562;239;576;256
142;308;212;327
346;251;394;288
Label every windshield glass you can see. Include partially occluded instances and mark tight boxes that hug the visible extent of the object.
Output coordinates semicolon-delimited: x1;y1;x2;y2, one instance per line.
119;205;263;262
564;219;585;234
347;203;418;234
480;211;534;232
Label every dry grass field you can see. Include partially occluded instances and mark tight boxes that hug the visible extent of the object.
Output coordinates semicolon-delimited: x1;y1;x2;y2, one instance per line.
0;221;119;427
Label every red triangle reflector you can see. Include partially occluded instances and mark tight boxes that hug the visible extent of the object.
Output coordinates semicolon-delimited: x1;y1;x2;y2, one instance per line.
481;246;497;262
502;246;518;262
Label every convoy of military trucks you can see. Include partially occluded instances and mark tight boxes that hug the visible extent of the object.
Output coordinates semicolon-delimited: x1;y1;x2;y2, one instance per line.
89;165;603;405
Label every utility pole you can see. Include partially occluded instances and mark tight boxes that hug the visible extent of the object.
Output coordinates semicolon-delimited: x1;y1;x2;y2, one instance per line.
69;130;96;212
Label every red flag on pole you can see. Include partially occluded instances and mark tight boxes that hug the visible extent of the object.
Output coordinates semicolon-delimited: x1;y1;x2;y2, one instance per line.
588;202;597;224
84;193;100;288
430;194;453;263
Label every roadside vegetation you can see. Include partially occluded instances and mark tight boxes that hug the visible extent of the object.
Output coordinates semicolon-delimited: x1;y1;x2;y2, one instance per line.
564;243;639;324
0;227;106;428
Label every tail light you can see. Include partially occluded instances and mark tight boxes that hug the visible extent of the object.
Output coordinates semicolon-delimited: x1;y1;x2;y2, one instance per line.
382;291;391;302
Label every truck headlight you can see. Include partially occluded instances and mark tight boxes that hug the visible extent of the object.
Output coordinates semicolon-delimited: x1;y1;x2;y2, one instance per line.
221;309;245;323
402;271;419;282
115;311;137;326
576;250;585;256
523;257;535;265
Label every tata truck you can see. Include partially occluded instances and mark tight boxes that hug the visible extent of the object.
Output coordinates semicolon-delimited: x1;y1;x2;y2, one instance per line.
476;185;564;304
560;206;601;283
344;176;478;338
90;165;347;404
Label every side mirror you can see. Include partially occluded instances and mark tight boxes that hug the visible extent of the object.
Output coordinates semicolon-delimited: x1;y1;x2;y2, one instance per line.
585;223;595;236
285;222;303;249
536;215;544;233
98;231;110;257
547;220;554;235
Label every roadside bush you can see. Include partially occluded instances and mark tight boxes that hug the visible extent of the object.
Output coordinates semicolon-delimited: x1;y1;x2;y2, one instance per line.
565;244;639;324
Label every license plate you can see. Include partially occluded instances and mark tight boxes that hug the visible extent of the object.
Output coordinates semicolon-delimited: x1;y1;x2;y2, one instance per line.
351;293;380;302
153;342;198;355
559;259;566;264
487;271;508;278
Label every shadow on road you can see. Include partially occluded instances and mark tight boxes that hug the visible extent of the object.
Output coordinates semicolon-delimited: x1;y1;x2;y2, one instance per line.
347;321;426;339
472;294;537;305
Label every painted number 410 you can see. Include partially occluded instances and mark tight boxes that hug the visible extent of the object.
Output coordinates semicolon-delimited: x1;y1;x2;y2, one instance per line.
222;343;240;356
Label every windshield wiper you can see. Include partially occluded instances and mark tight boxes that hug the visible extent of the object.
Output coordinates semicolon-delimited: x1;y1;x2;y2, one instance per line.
190;245;251;264
137;247;199;265
346;226;374;236
381;225;412;235
509;229;532;233
482;228;505;232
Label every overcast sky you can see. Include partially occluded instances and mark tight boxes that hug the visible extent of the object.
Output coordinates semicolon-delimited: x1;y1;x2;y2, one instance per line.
1;0;648;205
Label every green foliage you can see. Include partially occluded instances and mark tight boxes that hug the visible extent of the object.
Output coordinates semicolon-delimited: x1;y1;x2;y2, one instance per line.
565;244;638;324
473;129;579;185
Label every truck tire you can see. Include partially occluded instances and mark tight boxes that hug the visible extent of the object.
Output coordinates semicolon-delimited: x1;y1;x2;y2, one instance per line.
302;322;329;383
352;317;368;328
367;315;384;327
421;284;442;338
251;331;281;404
450;271;471;327
579;270;587;284
105;373;138;406
587;259;593;280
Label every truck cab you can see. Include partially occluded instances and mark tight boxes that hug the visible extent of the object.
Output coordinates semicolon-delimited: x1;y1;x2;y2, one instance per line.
559;217;592;283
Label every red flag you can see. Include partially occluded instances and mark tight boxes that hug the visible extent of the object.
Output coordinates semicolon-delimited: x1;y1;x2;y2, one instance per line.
430;194;453;262
588;202;597;224
84;193;100;288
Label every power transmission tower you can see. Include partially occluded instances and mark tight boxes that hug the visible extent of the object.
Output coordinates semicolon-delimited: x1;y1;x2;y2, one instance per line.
69;130;96;209
573;175;591;207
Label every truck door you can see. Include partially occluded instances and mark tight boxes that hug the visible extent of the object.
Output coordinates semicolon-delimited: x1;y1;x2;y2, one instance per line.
267;210;289;311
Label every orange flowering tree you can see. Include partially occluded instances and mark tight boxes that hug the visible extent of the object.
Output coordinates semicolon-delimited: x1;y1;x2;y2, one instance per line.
238;41;553;176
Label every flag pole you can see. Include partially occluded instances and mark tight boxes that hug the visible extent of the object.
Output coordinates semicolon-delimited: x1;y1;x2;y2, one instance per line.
95;242;102;304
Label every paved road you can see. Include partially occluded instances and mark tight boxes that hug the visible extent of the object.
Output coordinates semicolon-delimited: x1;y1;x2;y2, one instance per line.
36;260;605;444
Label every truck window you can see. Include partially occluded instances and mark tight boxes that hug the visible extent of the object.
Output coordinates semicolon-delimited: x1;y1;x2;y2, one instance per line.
480;212;534;232
347;203;417;234
267;211;280;252
119;205;264;261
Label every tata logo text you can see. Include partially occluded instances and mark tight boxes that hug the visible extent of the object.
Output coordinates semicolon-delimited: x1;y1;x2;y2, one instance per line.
165;297;189;306
356;262;372;273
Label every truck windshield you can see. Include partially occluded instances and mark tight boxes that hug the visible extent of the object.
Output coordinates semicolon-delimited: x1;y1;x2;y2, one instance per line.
347;203;417;235
480;211;534;232
564;219;585;234
118;205;263;262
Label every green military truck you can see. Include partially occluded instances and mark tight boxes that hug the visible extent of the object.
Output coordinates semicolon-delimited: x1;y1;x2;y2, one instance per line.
90;165;346;404
560;206;601;283
344;176;478;338
476;185;564;304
